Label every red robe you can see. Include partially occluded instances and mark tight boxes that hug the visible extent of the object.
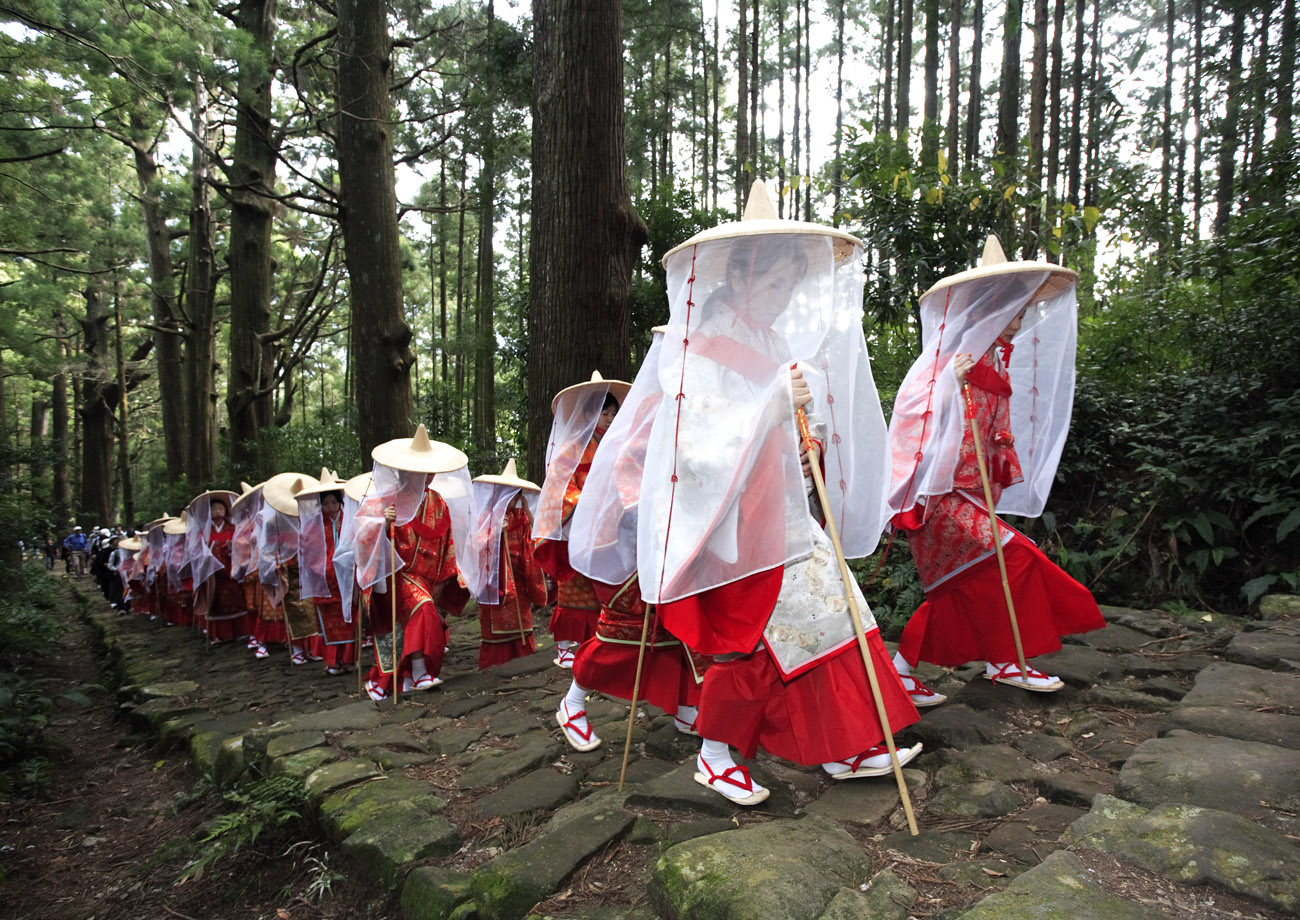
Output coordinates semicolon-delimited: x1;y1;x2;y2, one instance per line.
536;435;603;645
365;491;469;694
896;349;1104;667
478;506;547;668
315;513;356;667
202;522;250;642
571;574;706;714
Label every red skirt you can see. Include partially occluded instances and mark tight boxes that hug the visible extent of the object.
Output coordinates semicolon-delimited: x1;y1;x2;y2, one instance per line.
365;600;446;694
479;637;536;669
898;534;1104;667
572;639;701;713
695;631;919;764
549;574;600;643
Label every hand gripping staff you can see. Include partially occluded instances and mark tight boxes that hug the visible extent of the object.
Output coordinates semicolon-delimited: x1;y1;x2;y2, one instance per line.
795;405;919;836
961;383;1030;685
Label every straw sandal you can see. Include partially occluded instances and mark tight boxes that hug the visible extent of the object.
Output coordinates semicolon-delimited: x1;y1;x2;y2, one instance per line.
985;662;1064;692
825;742;923;780
693;757;769;806
555;700;601;752
900;674;947;707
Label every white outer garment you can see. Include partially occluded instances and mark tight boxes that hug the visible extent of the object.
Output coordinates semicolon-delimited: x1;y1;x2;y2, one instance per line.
532;385;611;543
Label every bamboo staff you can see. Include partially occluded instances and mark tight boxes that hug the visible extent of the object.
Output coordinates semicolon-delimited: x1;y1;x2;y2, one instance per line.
355;595;364;698
795;406;919;836
618;579;652;792
962;383;1030;682
390;520;400;705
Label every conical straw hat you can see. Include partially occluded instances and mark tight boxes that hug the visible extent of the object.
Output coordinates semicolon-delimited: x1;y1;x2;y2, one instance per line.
473;458;540;492
370;424;468;474
143;515;173;532
342;472;373;503
295;467;348;499
187;489;238;516
662;179;862;266
229;481;261;514
117;537;143;552
163;512;189;535
262;472;320;516
921;235;1077;303
550;370;633;415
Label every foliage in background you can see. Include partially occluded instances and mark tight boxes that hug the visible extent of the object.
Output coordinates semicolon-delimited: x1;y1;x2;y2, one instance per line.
0;568;94;796
178;772;307;884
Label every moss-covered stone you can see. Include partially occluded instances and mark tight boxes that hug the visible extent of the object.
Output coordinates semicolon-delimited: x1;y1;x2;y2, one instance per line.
304;759;382;799
341;803;460;888
265;729;327;759
928;780;1026;818
319;777;448;843
649;814;871;920
270;746;338;780
956;850;1174;920
472;806;634;920
1063;794;1300;912
400;865;473;920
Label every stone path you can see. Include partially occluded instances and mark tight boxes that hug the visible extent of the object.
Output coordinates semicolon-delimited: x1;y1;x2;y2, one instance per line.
82;589;1300;920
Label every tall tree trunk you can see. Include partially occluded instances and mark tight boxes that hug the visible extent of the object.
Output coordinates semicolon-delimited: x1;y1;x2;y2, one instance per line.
186;72;217;486
833;0;845;222
737;0;750;210
1024;0;1048;256
1191;0;1203;244
128;114;186;478
1158;0;1175;260
777;0;787;217
456;167;467;437
947;0;962;178
1046;0;1065;259
113;290;134;526
712;0;721;211
79;283;114;525
749;0;759;182
792;0;802;213
1277;0;1297;168
965;0;983;169
883;0;895;137
337;0;414;461
474;4;499;458
1067;0;1084;207
226;0;279;473
52;318;70;527
997;0;1023;241
527;0;648;479
1244;11;1267;207
1084;0;1100;210
30;398;47;489
897;0;913;143
802;0;811;219
1214;6;1245;235
921;0;940;167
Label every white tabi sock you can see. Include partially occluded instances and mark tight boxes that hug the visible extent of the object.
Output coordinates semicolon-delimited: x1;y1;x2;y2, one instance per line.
892;651;912;677
564;680;589;713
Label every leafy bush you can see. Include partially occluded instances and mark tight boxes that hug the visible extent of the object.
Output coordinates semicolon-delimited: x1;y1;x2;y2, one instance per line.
178;773;307;883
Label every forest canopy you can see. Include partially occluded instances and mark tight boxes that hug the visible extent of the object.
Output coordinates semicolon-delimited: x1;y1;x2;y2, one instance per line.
0;0;1296;621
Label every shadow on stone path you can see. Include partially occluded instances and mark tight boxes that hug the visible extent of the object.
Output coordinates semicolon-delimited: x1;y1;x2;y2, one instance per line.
85;587;1300;920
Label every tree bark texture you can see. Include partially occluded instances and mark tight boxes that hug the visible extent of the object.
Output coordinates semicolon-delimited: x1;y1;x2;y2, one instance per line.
527;0;647;480
225;0;279;472
187;72;217;486
128;114;186;479
78;283;114;525
336;0;414;463
1025;0;1049;256
1214;7;1245;234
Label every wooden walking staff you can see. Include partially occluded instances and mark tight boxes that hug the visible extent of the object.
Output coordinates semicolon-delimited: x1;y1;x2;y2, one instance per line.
795;405;919;836
617;584;652;792
390;520;400;704
962;383;1030;683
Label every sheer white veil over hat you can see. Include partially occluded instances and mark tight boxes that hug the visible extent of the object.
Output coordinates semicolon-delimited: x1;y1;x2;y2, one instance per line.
532;372;630;544
332;473;372;621
637;180;888;604
229;484;263;583
185;491;237;588
886;236;1079;520
568;328;667;587
467;460;541;605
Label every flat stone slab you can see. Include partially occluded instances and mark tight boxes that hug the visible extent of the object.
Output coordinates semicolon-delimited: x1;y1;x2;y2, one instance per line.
304;759;383;798
430;724;488;756
1063;794;1300;914
456;738;562;790
1162;706;1300;749
906;704;1003;750
1035;767;1115;808
1260;595;1300;621
473;767;580;818
624;761;737;817
138;680;201;698
803;769;926;826
1180;660;1300;710
928;780;1026;818
1034;644;1123;686
400;866;473;920
955;850;1177;920
341;802;460;887
270;746;338;779
932;744;1042;785
982;802;1085;865
648;814;870;920
319;776;448;842
1097;606;1183;637
265;730;326;759
471;805;634;920
337;724;431;754
1073;622;1155;653
881;829;979;863
1012;733;1073;763
1117;732;1300;835
1226;623;1300;669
